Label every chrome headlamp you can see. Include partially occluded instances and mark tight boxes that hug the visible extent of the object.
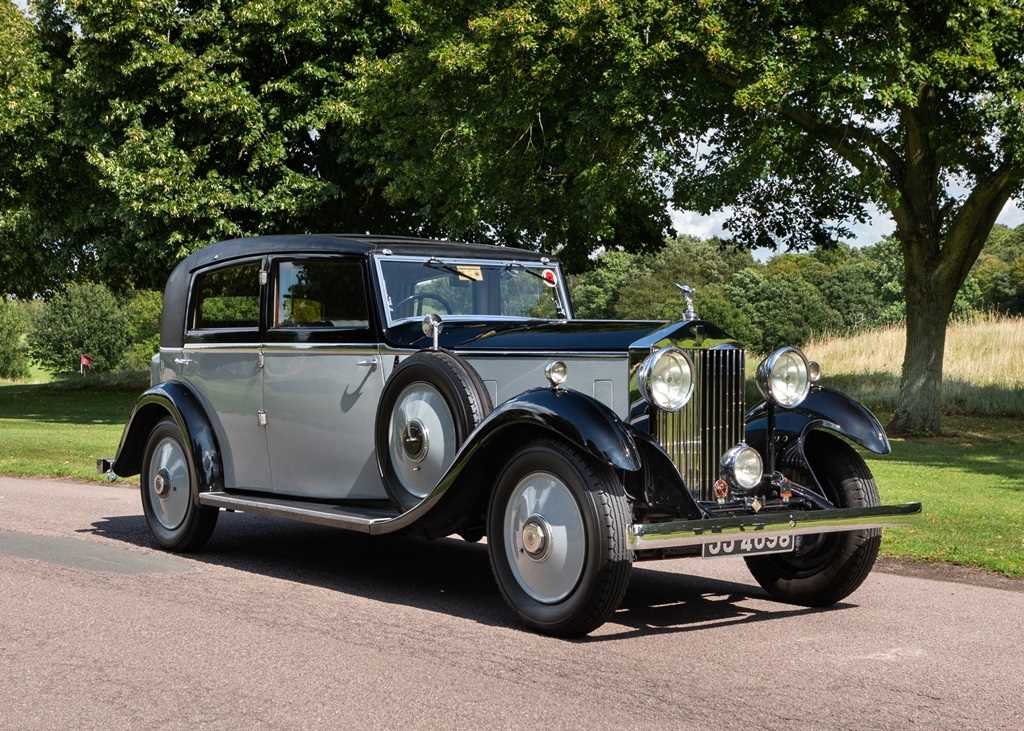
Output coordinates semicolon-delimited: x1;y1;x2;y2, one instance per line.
637;347;695;412
756;346;812;408
720;443;764;491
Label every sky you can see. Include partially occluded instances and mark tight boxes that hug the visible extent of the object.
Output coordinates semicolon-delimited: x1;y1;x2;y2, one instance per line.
671;198;1024;251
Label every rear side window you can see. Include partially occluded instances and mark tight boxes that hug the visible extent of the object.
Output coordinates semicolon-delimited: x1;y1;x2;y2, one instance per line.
192;262;260;330
274;259;368;329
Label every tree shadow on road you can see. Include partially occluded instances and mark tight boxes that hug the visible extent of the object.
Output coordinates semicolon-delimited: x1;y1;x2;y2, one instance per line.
84;511;850;639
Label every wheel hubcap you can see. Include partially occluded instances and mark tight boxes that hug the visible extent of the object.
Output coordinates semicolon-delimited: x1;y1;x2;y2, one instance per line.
504;472;585;604
147;437;190;530
388;382;457;499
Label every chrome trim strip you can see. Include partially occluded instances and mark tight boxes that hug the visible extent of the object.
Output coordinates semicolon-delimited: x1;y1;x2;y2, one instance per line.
260;344;379;355
627;503;922;550
183;343;263;350
183;342;378;355
379;346;625;359
198;492;397;533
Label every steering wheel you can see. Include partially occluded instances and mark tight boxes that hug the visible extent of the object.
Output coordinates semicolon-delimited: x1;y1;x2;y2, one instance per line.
393;292;454;317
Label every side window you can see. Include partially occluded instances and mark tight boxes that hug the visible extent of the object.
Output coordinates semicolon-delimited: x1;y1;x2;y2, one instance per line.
274;259;369;329
192;262;261;330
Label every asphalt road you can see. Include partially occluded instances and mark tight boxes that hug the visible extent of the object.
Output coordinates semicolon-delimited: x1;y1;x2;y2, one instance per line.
1;476;1022;729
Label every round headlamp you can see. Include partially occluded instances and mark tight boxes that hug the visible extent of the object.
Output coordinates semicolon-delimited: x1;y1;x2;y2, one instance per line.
720;443;764;491
638;347;695;412
756;346;812;408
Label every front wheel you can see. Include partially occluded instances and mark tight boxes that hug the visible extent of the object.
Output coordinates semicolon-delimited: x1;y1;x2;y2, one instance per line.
745;433;881;606
487;440;632;637
140;417;218;552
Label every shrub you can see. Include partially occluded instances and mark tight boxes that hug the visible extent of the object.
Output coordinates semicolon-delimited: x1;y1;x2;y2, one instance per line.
121;290;162;370
29;282;131;373
0;298;31;379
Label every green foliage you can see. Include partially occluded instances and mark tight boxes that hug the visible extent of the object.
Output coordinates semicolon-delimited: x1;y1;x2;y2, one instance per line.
118;289;163;369
29;282;130;373
0;298;31;379
570;251;643;319
0;0;429;294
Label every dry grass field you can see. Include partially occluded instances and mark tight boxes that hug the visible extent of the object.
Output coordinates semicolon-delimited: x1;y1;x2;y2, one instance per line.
802;313;1024;416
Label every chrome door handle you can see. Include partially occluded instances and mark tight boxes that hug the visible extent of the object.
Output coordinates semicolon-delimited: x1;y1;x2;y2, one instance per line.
173;357;193;366
357;359;377;369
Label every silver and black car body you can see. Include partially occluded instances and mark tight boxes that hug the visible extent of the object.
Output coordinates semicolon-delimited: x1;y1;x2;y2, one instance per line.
104;234;921;636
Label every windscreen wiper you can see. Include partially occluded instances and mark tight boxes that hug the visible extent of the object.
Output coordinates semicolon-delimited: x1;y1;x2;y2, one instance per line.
423;257;468;279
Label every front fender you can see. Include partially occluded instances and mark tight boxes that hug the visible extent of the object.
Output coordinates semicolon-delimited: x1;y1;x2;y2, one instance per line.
111;381;223;491
380;387;641;535
745;385;891;458
466;387;642;472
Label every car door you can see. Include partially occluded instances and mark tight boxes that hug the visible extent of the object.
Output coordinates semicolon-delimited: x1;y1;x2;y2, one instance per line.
261;255;388;500
181;258;271;491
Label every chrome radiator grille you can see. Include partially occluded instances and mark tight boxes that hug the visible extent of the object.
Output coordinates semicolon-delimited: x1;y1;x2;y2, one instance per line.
653;347;745;501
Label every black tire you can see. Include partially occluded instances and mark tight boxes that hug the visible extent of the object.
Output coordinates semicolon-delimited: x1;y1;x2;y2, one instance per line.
486;439;632;637
376;350;492;511
140;418;218;552
745;433;881;606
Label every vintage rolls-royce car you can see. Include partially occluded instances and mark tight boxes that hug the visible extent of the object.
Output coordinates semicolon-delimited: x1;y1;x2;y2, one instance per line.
101;234;921;636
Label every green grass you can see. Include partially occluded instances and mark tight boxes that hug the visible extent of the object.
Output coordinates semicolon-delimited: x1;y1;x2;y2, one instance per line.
0;383;139;482
868;413;1024;576
0;382;1021;577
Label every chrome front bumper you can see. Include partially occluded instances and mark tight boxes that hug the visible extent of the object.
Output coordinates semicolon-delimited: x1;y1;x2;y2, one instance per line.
627;502;922;551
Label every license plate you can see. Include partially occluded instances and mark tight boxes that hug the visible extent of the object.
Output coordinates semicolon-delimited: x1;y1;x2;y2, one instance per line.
702;534;795;558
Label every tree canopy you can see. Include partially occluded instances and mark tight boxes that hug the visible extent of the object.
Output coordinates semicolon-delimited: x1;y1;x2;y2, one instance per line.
351;0;1024;432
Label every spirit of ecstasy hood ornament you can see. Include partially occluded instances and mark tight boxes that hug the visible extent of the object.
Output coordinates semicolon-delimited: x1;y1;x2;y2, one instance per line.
674;283;697;321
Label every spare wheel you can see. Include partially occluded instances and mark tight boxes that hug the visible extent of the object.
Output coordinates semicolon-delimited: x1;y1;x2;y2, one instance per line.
375;350;492;511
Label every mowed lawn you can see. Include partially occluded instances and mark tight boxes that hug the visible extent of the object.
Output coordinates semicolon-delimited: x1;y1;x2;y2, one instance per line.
0;384;138;482
868;414;1024;576
0;382;1022;576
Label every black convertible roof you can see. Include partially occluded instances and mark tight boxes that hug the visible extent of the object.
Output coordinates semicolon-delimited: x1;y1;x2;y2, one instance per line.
160;234;552;347
175;233;548;273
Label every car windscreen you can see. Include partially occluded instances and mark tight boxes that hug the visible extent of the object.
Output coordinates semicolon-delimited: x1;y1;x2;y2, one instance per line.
377;257;567;325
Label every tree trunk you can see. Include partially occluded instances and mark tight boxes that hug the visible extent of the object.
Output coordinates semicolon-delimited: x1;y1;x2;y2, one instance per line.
887;248;955;436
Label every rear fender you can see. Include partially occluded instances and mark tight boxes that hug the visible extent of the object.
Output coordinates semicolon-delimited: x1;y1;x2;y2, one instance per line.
111;381;223;491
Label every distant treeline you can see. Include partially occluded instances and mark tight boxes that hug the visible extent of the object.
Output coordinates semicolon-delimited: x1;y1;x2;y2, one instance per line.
570;223;1024;355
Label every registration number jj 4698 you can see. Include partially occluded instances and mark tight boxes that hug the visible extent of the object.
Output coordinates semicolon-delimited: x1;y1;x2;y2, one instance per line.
702;534;795;558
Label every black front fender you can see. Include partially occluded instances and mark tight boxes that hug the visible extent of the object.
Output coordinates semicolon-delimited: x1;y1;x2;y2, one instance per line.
111;381;223;491
382;387;642;536
462;387;642;473
745;385;891;459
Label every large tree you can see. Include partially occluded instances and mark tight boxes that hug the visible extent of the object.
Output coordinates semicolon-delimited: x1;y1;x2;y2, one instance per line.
0;0;87;296
22;0;431;292
353;0;1023;433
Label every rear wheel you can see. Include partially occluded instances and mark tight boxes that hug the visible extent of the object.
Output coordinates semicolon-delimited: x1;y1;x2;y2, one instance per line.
745;433;881;606
141;418;218;552
487;440;632;637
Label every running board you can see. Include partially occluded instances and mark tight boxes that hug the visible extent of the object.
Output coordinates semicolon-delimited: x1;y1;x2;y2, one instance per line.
198;491;401;534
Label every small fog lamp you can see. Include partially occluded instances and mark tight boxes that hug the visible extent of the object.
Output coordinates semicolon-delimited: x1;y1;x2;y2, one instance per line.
720;444;764;491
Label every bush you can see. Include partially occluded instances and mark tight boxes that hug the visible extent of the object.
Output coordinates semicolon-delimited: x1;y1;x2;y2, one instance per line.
0;298;31;379
29;282;131;373
121;290;162;370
